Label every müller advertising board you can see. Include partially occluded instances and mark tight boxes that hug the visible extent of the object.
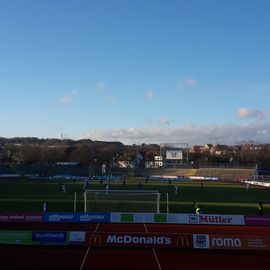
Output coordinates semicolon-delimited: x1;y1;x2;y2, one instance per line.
193;234;270;251
110;213;245;225
86;232;193;249
167;214;245;225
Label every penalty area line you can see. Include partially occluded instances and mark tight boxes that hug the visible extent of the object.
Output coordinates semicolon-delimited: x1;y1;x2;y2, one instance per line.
79;223;100;270
143;223;162;270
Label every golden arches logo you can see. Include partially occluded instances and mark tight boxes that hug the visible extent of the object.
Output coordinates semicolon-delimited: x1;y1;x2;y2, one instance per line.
176;235;190;248
88;233;102;246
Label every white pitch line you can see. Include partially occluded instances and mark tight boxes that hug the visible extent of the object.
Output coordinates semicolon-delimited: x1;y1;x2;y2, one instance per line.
144;223;162;270
79;223;100;270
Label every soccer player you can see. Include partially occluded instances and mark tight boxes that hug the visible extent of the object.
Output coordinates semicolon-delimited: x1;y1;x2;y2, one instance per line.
258;201;264;215
196;204;201;214
246;182;250;191
62;184;66;193
43;201;49;212
174;185;179;195
192;202;197;213
105;182;110;195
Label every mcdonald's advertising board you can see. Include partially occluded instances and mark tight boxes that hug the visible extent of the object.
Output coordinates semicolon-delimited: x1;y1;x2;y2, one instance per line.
86;232;193;249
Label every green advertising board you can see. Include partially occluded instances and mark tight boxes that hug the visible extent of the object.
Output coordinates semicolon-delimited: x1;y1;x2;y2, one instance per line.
0;231;33;245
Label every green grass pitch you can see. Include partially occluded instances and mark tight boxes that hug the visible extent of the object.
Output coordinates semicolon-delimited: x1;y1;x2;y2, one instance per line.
0;178;269;215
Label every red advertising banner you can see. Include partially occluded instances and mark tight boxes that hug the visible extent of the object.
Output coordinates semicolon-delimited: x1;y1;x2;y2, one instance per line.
86;232;193;249
193;234;270;251
245;215;270;226
0;213;43;223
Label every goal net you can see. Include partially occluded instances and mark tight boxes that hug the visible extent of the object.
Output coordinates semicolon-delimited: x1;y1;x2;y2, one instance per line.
84;190;161;213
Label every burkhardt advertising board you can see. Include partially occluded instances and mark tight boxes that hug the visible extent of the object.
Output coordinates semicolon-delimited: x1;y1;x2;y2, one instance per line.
32;231;67;245
86;232;193;249
193;234;270;251
167;214;245;225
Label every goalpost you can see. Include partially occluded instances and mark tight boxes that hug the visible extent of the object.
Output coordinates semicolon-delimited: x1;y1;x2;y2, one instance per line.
84;190;161;213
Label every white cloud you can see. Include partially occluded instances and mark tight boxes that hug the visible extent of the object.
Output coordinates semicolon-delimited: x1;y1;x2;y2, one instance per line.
146;91;154;100
96;81;106;92
60;96;73;105
159;117;171;126
59;90;78;105
79;122;270;145
105;95;115;102
177;77;197;89
236;107;267;120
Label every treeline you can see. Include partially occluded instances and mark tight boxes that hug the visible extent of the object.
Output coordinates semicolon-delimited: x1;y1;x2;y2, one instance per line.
0;137;270;167
0;138;124;165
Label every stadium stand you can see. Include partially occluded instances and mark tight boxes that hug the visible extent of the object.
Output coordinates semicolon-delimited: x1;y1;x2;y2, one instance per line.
14;164;89;177
0;165;16;174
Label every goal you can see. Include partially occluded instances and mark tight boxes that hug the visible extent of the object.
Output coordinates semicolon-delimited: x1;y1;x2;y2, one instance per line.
84;190;161;213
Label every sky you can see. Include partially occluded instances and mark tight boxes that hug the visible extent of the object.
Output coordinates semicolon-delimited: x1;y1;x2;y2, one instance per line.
0;0;270;145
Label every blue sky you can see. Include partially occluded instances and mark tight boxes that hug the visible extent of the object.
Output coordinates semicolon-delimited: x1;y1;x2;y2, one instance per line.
0;0;269;145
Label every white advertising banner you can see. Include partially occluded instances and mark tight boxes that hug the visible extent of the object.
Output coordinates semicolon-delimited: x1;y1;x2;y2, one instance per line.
167;214;245;225
166;150;183;160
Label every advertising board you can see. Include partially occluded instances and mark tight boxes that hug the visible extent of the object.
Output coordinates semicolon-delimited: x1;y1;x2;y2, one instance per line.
0;213;43;223
32;231;67;245
43;212;110;223
86;232;193;249
245;215;270;226
193;234;270;251
111;213;245;225
68;231;86;245
0;231;32;245
167;214;245;225
166;150;183;160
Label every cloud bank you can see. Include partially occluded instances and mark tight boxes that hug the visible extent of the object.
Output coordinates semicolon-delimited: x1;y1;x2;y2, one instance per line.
60;96;73;104
236;107;267;120
80;122;270;145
